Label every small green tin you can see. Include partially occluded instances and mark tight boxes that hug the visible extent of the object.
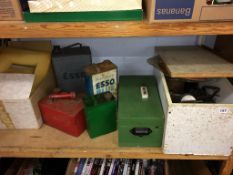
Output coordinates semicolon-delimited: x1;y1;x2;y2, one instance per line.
84;92;117;138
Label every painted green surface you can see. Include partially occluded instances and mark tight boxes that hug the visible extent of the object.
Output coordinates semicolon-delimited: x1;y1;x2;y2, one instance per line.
84;94;117;138
23;10;143;22
118;76;164;147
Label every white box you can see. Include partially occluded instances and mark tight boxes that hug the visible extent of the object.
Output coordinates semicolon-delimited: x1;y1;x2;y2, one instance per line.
28;0;142;13
151;46;233;156
0;70;55;129
154;68;233;156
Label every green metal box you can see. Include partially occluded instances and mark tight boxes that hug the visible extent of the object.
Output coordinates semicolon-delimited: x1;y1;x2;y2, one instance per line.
84;93;117;138
118;76;164;147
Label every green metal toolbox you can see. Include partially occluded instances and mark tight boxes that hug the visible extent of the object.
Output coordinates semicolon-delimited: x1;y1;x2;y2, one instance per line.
84;92;117;138
118;76;164;147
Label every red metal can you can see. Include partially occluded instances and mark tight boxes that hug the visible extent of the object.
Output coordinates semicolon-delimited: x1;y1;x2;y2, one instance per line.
39;95;86;137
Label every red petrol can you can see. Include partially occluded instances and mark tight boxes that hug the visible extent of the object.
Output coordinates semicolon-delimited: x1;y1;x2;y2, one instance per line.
39;93;86;137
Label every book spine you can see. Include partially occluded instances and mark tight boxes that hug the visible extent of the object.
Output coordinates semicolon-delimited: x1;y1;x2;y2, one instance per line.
99;159;106;175
117;159;124;175
126;160;131;175
139;160;144;175
76;158;86;175
111;159;120;175
122;159;129;175
85;158;94;175
134;160;140;175
74;159;80;174
90;159;100;175
130;159;136;175
108;159;115;175
81;159;89;175
104;159;112;175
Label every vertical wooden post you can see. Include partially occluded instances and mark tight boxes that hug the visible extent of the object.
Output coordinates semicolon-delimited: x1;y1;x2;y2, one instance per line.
219;152;233;175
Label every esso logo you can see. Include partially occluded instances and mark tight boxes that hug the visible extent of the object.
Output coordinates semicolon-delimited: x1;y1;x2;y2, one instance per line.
63;72;85;80
96;79;115;89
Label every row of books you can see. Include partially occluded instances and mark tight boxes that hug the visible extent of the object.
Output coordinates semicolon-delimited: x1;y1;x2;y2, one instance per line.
72;159;165;175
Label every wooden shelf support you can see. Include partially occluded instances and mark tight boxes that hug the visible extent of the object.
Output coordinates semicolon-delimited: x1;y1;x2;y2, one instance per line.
219;151;233;175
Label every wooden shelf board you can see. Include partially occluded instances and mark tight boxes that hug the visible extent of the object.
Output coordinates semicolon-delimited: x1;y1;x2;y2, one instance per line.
0;125;228;159
1;21;233;38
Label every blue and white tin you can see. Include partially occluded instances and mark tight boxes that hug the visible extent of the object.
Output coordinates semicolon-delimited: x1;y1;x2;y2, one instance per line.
85;60;117;97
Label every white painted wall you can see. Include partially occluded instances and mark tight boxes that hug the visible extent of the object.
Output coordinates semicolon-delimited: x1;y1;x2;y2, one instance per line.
21;36;199;75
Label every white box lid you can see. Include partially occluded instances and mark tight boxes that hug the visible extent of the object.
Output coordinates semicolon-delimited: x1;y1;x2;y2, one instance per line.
156;46;233;78
28;0;142;13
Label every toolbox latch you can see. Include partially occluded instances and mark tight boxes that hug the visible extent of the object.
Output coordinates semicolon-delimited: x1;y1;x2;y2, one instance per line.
141;86;149;99
130;127;152;137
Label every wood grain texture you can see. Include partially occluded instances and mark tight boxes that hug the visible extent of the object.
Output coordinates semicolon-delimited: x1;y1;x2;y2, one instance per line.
0;125;228;159
1;21;233;38
219;152;233;175
168;160;212;175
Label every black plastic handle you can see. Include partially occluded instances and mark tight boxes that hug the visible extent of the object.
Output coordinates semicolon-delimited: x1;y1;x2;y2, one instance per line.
63;42;82;49
130;127;152;137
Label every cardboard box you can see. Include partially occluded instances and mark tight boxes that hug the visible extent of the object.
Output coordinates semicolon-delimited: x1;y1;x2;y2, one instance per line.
144;0;233;22
144;0;202;22
0;47;52;92
151;46;233;156
8;41;53;52
0;42;54;129
199;3;233;21
0;0;23;21
0;69;55;129
155;69;233;156
28;0;142;13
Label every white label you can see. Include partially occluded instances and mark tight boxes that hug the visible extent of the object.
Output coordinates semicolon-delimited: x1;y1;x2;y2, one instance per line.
219;108;229;114
141;86;148;99
92;69;117;96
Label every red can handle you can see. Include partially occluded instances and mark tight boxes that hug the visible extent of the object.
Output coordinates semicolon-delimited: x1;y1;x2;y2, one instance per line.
49;92;76;99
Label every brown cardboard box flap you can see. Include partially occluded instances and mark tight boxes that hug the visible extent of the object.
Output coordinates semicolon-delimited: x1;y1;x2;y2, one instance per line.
200;6;233;21
0;0;23;21
155;46;233;78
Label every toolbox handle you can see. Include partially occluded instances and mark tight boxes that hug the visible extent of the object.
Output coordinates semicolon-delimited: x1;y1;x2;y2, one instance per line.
49;92;76;100
130;127;152;137
63;43;83;49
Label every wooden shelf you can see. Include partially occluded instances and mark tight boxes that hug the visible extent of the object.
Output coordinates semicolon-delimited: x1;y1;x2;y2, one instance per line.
0;125;228;159
1;21;233;38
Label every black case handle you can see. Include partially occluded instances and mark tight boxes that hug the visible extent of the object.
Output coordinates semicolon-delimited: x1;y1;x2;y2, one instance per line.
130;127;152;137
63;42;82;49
53;43;83;54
